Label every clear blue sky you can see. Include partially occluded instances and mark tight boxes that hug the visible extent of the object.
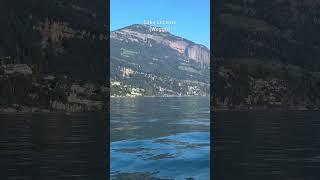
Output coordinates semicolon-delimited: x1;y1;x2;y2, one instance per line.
110;0;210;48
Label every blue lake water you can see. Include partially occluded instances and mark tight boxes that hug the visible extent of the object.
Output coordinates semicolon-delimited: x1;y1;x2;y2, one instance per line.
110;97;210;180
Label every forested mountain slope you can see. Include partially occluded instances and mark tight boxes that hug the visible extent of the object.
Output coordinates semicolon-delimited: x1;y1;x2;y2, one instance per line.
0;0;108;112
111;24;210;97
214;0;320;110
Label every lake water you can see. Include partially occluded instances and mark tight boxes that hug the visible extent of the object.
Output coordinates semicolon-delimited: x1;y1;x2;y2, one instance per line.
213;111;320;180
110;97;210;180
0;113;107;179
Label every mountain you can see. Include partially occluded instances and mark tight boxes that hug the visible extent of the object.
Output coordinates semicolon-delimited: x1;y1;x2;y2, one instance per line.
110;24;210;97
0;0;108;112
214;0;320;110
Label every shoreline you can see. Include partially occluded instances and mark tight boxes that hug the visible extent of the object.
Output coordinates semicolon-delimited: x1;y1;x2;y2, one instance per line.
0;107;107;114
0;111;107;114
110;95;210;98
213;106;318;112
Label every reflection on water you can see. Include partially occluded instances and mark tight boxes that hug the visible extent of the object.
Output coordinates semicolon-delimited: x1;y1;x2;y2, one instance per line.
111;97;210;180
213;111;320;180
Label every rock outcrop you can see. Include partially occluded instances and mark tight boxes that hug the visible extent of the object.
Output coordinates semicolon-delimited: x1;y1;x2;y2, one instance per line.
185;45;210;64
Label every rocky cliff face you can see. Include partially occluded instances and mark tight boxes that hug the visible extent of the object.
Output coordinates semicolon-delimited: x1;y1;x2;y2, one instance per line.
186;45;210;64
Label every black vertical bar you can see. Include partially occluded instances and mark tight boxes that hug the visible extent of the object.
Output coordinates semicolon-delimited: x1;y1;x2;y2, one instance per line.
105;0;110;179
210;0;216;179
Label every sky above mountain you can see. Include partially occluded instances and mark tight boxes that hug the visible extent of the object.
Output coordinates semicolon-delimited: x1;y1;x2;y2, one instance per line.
110;0;210;48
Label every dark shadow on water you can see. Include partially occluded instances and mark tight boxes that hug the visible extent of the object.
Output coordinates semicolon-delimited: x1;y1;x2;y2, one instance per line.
213;111;320;180
0;113;107;180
